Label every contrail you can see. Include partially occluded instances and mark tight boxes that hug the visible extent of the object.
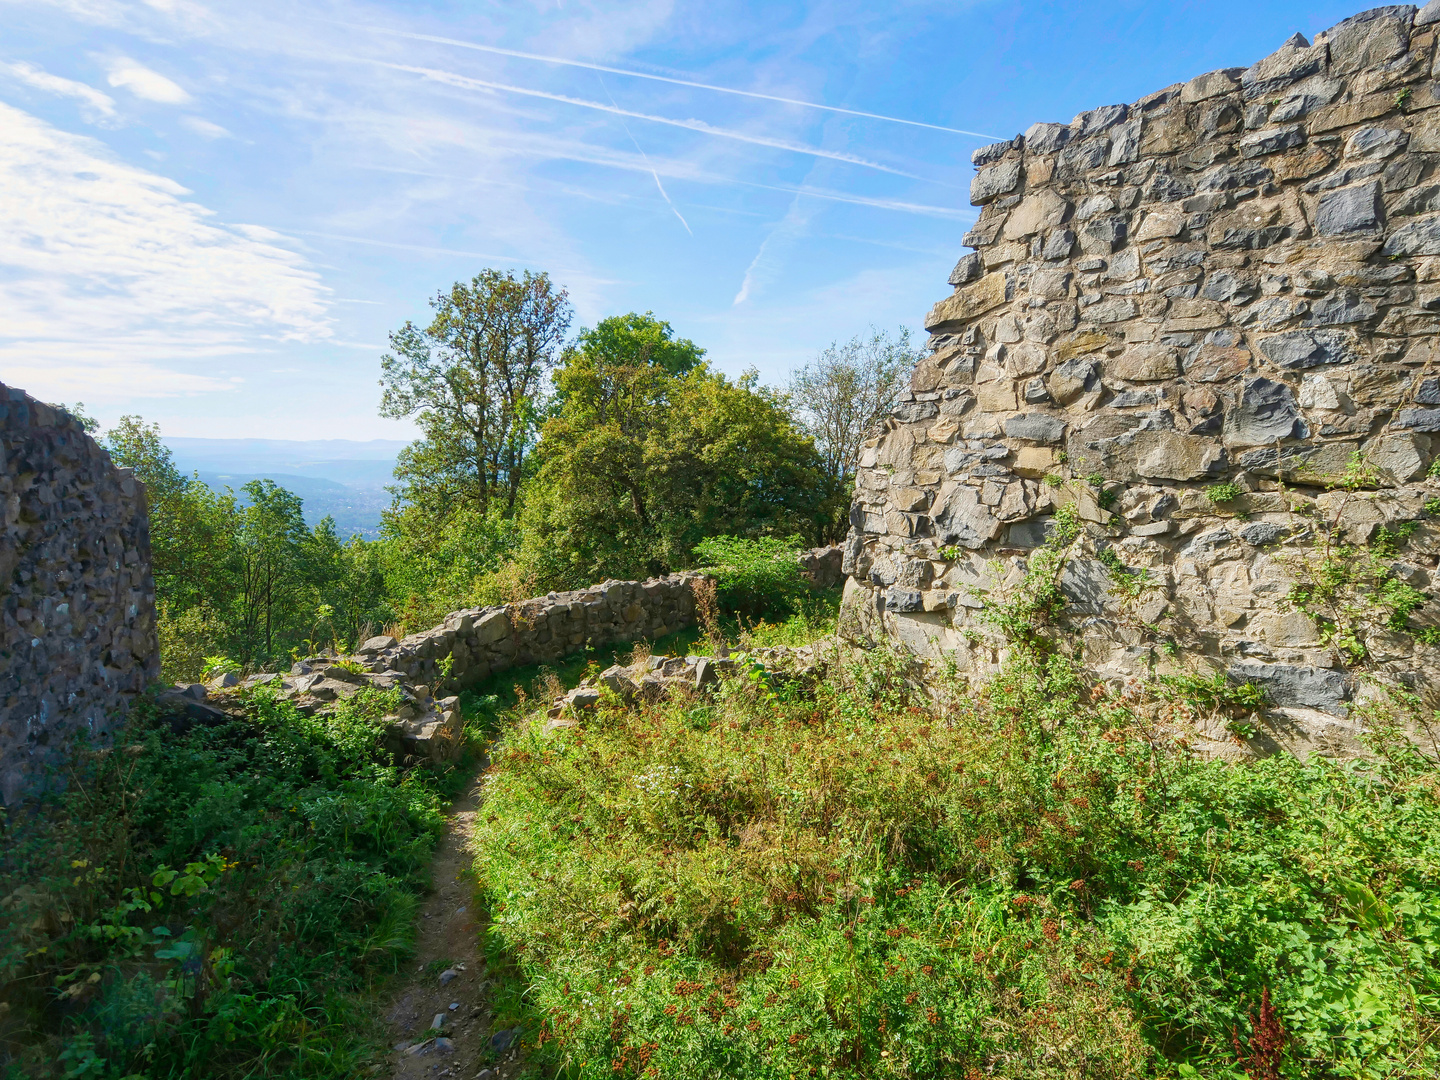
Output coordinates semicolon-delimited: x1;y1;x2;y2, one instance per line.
377;61;924;178
599;74;692;236
348;23;1001;139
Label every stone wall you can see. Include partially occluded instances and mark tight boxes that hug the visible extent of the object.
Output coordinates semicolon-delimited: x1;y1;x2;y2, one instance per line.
0;385;158;803
843;5;1440;755
258;575;704;759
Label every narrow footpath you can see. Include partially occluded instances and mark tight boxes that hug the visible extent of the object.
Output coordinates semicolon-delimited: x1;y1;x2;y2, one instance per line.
384;767;526;1080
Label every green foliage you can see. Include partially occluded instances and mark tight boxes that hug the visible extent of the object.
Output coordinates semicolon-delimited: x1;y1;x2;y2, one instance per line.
472;652;1440;1079
1;689;459;1077
1429;457;1440;481
107;418;401;673
1207;481;1242;505
47;401;99;433
1286;522;1435;663
786;327;918;540
692;535;807;621
980;505;1083;649
380;269;572;521
520;337;827;587
199;655;241;682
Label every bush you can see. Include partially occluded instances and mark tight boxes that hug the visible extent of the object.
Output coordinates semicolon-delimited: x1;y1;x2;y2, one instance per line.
692;535;808;621
471;652;1440;1079
0;688;460;1077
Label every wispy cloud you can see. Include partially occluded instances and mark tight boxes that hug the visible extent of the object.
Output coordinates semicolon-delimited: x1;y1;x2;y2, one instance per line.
0;60;117;123
733;196;812;305
348;23;999;139
376;61;926;178
0;101;331;400
179;114;230;138
104;55;190;103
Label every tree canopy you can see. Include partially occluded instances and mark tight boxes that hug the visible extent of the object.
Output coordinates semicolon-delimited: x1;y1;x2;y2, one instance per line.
380;269;572;522
520;316;826;585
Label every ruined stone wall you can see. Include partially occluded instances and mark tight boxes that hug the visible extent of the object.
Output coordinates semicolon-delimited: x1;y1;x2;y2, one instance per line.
843;4;1440;755
250;575;700;760
365;573;703;695
0;385;158;803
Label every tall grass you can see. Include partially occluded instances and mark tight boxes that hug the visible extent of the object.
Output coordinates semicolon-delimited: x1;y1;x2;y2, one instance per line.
472;651;1440;1079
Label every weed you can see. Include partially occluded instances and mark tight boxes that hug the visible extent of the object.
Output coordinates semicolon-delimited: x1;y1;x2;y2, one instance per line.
1207;482;1242;505
200;656;241;682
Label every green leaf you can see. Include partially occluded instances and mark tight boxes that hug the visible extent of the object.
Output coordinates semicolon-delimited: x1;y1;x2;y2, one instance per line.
1336;877;1392;930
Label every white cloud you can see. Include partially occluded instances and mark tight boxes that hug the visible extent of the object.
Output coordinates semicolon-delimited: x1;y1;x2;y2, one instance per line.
0;101;332;400
179;114;229;138
0;60;117;123
105;55;190;103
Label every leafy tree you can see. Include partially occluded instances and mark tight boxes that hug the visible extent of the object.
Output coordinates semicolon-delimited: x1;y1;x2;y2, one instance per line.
380;269;572;521
788;327;917;538
106;416;239;614
522;316;826;586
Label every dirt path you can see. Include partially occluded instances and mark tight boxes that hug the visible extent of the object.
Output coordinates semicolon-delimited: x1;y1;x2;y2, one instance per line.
384;768;526;1080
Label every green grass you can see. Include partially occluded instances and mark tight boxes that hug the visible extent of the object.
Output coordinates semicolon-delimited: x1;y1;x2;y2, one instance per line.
470;651;1440;1079
0;688;465;1079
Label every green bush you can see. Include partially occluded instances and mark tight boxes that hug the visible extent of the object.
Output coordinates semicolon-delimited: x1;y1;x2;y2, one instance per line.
692;535;808;621
471;652;1440;1079
1;688;460;1078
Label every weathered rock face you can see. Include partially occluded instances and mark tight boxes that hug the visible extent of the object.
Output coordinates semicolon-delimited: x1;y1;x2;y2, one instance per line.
0;385;158;803
843;6;1440;753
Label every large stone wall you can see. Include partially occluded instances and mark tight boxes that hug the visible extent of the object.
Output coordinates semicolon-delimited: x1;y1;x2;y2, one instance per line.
0;385;158;803
843;5;1440;754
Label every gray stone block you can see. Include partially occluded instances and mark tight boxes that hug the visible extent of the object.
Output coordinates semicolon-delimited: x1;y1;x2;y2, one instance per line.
971;139;1015;166
1003;413;1067;443
933;484;1003;549
1024;122;1070;153
1241;39;1328;98
1319;6;1412;75
1420;0;1440;25
1074;103;1128;136
971;159;1022;205
1043;228;1076;260
1346;127;1408;160
1257;329;1359;368
1394;408;1440;432
1303;290;1377;327
948;252;983;286
1237;124;1306;158
1382;215;1440;257
1240;522;1288;545
1226;377;1303;445
1315;181;1384;235
883;586;925;613
1228;660;1350;712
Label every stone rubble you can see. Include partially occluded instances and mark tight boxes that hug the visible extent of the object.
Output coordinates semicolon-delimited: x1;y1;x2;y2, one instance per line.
843;5;1440;755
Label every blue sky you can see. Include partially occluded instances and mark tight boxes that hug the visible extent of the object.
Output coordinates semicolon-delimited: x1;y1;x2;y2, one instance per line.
1;0;1375;439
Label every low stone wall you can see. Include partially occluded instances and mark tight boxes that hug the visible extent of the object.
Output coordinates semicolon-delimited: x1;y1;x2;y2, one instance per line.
378;573;704;693
0;385;158;804
251;574;705;758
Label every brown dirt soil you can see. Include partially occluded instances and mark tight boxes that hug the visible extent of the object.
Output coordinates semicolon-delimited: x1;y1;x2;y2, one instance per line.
385;768;527;1080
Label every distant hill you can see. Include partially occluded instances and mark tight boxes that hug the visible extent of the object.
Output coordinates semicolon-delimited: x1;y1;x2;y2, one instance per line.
167;438;406;539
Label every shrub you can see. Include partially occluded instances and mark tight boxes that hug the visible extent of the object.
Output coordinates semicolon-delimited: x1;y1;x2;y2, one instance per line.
472;652;1440;1079
692;535;808;621
0;687;459;1077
